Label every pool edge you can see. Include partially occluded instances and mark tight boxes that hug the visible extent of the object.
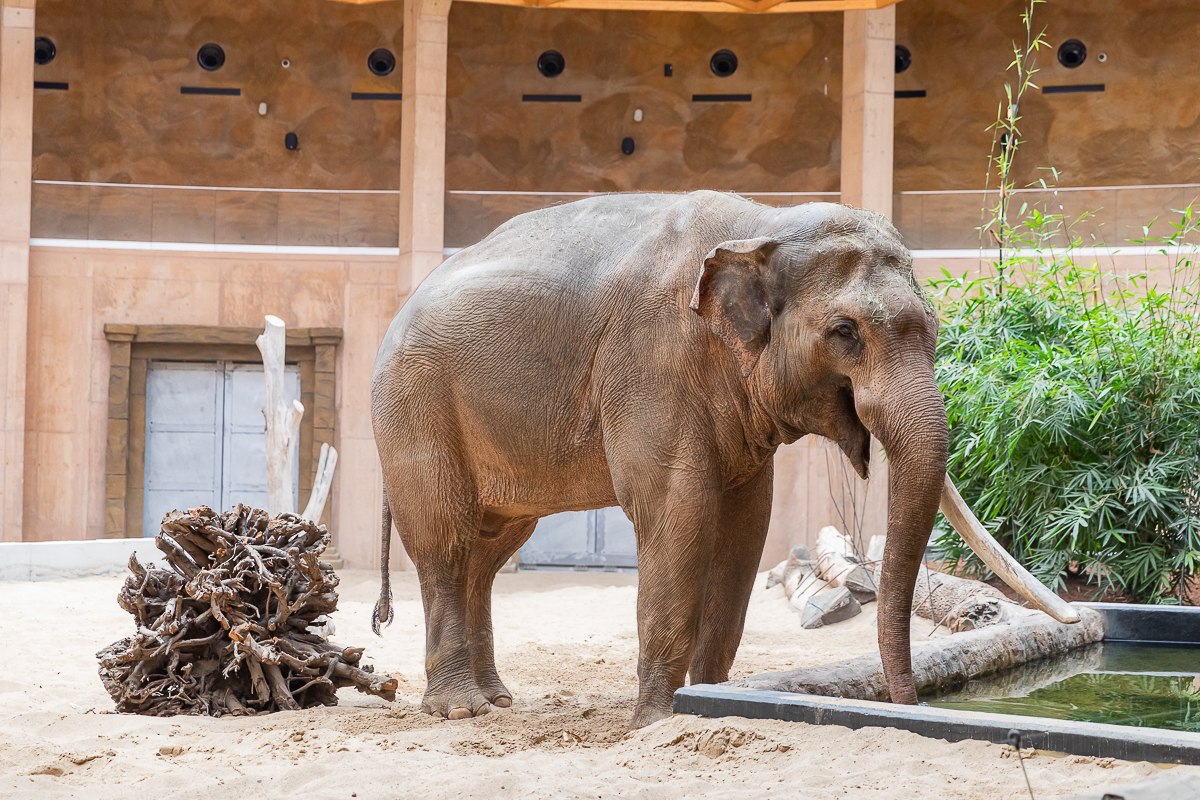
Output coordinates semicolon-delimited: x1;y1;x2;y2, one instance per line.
672;685;1200;765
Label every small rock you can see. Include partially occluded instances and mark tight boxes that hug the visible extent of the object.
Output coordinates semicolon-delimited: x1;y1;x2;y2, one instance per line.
790;544;811;561
158;745;185;757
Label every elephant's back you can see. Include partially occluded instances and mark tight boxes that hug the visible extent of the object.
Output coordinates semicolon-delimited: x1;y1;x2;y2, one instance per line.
380;191;756;365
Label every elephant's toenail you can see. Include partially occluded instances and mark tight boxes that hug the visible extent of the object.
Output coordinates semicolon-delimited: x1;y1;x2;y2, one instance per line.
493;696;512;708
448;707;473;720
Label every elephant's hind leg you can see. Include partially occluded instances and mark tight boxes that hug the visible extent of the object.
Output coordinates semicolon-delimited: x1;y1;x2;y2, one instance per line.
688;463;774;685
386;466;493;721
465;512;538;708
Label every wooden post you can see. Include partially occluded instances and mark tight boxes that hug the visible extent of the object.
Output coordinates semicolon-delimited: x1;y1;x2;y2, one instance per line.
399;0;452;291
256;316;304;516
0;0;35;542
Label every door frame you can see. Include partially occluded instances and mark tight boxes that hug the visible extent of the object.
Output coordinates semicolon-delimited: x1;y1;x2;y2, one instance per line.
103;324;342;539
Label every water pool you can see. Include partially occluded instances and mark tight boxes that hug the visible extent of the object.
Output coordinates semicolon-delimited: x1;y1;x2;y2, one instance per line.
929;641;1200;733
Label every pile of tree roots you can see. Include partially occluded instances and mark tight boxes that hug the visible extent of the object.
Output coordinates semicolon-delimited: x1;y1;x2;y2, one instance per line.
97;505;396;716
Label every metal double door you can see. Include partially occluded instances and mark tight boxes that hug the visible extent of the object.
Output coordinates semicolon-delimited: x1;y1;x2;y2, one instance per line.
519;506;638;570
143;361;300;536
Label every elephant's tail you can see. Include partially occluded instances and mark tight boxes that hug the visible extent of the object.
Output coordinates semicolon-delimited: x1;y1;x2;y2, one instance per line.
372;487;395;636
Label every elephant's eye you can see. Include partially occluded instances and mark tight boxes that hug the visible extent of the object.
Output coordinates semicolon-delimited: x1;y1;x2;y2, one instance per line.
833;323;856;339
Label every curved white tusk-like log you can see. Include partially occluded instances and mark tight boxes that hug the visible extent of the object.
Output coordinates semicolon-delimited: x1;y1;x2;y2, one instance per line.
940;475;1081;624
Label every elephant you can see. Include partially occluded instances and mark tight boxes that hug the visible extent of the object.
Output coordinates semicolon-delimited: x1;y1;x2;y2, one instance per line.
370;190;1077;729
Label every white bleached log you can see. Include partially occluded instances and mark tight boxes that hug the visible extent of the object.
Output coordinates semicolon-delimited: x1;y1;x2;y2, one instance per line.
256;315;305;516
301;442;338;523
815;526;877;601
866;534;886;564
787;570;830;614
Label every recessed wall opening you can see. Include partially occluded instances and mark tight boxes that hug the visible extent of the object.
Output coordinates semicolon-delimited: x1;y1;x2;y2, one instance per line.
197;43;226;71
1058;39;1087;68
34;37;56;66
710;49;738;77
537;50;565;77
368;48;395;76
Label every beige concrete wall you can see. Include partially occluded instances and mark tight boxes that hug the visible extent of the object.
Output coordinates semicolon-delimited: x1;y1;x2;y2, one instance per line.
23;245;407;570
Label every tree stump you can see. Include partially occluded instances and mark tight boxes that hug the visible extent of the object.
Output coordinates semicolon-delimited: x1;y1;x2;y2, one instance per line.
97;504;397;717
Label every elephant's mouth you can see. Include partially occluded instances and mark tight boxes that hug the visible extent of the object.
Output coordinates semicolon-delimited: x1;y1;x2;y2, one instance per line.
833;384;871;480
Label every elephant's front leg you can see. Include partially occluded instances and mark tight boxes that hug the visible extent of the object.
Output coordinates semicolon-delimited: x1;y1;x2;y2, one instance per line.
621;476;722;729
688;461;773;685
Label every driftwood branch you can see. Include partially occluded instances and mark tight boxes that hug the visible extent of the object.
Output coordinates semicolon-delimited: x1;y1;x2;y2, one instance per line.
97;505;396;716
301;442;338;523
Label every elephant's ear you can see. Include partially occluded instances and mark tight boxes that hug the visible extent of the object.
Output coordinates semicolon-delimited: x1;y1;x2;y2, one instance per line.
689;237;779;378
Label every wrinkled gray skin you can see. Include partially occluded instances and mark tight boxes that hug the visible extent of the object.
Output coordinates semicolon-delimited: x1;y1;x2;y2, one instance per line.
372;191;947;728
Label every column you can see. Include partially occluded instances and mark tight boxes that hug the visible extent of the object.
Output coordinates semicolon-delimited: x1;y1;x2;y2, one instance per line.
0;0;35;542
840;5;895;548
399;0;451;292
104;327;136;538
840;5;894;216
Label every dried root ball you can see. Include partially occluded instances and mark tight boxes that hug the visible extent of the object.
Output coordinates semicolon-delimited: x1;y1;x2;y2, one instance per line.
98;505;396;716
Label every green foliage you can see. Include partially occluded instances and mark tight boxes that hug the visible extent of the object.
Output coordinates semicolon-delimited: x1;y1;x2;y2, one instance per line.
929;210;1200;603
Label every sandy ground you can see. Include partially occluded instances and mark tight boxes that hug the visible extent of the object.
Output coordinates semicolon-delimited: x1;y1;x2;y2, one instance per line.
0;568;1192;799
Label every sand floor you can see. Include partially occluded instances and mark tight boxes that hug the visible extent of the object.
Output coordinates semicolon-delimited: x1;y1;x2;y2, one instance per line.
0;568;1192;799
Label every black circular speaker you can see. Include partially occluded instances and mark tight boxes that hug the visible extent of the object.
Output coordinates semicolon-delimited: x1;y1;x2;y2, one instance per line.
197;43;225;71
1057;39;1087;69
537;50;565;78
710;49;738;78
621;137;635;156
34;37;56;66
368;48;395;76
895;45;912;74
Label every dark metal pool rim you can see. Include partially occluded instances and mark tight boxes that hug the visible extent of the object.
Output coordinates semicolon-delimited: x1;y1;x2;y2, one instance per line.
673;603;1200;765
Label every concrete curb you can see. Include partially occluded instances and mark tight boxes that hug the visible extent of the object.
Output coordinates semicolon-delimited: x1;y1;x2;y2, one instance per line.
1057;771;1200;799
1079;602;1200;644
0;538;159;581
672;685;1200;765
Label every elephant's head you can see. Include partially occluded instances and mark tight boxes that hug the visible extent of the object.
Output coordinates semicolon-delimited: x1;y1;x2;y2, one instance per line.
690;203;1077;705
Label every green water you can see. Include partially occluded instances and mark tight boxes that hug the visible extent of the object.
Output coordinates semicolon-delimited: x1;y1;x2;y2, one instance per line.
928;642;1200;733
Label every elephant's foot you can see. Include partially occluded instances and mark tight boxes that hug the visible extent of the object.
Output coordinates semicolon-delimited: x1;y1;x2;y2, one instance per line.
629;702;673;730
474;667;514;709
421;677;494;720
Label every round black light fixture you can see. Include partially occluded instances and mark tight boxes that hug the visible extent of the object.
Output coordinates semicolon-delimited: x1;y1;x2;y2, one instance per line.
710;49;738;78
537;50;565;78
34;37;56;66
285;132;299;151
895;44;912;74
368;48;395;76
621;137;635;156
197;43;226;71
1057;39;1087;69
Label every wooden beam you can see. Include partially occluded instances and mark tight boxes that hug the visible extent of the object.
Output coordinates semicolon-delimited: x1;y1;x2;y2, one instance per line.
493;0;900;12
323;0;903;11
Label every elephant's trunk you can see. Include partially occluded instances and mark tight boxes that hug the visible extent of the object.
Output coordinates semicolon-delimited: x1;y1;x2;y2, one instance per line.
871;384;950;705
864;373;1080;705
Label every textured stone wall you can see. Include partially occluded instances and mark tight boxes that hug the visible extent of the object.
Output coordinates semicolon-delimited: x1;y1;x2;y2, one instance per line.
30;0;1200;248
31;0;403;189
